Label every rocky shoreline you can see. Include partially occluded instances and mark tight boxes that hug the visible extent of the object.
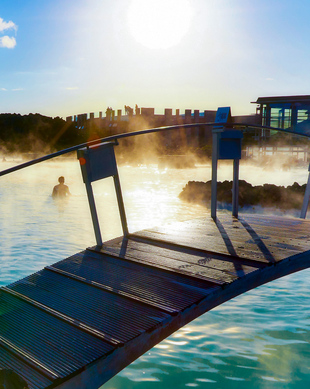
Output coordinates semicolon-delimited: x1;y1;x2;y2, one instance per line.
179;180;307;211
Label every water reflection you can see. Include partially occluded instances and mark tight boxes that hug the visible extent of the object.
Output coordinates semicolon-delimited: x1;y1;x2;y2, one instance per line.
1;159;310;388
0;161;209;286
103;269;310;389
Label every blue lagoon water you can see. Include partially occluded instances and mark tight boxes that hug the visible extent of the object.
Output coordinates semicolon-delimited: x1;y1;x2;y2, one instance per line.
0;158;310;388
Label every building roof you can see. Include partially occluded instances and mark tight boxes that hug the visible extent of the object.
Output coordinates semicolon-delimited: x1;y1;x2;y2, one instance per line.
253;95;310;104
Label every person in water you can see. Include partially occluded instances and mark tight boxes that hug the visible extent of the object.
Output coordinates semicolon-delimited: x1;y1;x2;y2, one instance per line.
52;176;71;198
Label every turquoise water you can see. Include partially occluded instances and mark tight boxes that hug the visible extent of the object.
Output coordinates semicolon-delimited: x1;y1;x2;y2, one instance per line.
104;272;310;388
0;159;310;388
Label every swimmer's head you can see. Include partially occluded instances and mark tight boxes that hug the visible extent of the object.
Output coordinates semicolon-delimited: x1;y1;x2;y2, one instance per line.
58;176;65;184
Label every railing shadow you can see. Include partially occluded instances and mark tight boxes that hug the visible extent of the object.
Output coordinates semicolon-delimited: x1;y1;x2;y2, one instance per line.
238;217;276;263
213;215;276;278
213;218;246;277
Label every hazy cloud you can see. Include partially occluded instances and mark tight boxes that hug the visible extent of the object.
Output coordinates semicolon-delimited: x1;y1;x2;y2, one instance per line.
1;87;23;91
0;17;17;32
0;17;17;49
0;36;16;48
66;87;79;90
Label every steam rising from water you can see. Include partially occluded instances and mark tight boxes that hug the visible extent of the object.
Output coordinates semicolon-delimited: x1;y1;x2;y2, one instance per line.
1;155;310;388
220;159;308;187
0;157;209;286
1;154;309;287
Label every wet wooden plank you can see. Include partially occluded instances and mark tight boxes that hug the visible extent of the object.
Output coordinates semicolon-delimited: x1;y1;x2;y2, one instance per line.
225;217;310;246
56;233;310;389
50;252;217;313
134;228;284;262
98;238;262;281
98;243;237;284
3;212;310;389
134;214;309;263
202;216;310;254
192;220;307;255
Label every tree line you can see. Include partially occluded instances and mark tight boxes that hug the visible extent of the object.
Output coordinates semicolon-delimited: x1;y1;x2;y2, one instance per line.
0;113;110;155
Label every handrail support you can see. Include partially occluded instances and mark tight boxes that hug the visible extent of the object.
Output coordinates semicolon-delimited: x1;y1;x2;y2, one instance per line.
77;141;128;246
300;162;310;218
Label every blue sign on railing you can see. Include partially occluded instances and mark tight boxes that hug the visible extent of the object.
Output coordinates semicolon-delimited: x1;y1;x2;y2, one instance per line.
77;141;128;246
77;142;117;183
212;107;242;160
218;130;243;160
214;106;232;127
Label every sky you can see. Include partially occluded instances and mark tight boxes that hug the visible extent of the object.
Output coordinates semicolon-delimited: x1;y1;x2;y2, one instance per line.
1;0;310;119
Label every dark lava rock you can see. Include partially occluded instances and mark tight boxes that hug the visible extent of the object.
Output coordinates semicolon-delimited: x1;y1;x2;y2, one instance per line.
179;180;307;210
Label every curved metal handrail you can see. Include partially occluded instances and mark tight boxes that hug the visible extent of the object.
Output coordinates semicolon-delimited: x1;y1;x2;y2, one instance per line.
0;121;308;178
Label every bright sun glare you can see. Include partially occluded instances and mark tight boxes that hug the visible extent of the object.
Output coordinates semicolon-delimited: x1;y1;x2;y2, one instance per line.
128;0;193;50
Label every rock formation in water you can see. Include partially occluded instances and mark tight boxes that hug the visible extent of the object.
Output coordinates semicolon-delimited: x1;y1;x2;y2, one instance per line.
179;180;307;210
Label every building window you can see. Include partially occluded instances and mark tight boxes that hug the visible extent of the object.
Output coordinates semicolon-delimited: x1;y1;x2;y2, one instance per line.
262;105;268;126
269;107;291;129
283;109;291;129
297;109;309;123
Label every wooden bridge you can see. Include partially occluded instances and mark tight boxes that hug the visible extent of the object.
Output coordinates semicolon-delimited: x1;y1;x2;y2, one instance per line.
1;213;310;389
1;117;310;388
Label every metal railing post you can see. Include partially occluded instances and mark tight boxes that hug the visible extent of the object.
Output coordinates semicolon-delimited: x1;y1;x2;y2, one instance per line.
113;173;129;237
232;159;240;217
301;163;310;218
85;181;103;246
211;132;218;219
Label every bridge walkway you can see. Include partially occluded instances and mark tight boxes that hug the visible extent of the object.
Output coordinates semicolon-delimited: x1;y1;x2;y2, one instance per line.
1;213;310;389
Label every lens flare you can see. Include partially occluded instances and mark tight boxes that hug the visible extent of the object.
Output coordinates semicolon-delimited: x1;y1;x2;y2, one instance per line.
127;0;193;50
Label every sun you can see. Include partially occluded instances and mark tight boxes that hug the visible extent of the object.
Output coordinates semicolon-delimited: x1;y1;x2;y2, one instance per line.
127;0;193;50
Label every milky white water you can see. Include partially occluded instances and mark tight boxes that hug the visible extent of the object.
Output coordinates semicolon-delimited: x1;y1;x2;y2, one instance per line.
0;156;310;388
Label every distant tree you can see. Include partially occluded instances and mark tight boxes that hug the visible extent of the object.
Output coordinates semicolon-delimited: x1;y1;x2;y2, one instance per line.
0;113;87;153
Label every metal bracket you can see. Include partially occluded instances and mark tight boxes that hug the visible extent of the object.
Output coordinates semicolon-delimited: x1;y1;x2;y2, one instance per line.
300;163;310;218
77;141;128;247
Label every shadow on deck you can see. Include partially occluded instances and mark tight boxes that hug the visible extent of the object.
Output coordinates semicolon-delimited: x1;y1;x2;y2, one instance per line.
1;213;310;389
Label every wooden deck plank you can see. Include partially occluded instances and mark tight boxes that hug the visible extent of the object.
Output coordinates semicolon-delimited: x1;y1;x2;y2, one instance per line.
134;228;283;262
2;212;310;389
223;217;310;248
211;217;310;256
98;244;237;284
0;346;53;389
164;213;310;239
189;221;306;257
98;238;261;280
135;215;308;262
6;270;169;345
0;291;114;380
209;215;310;241
50;253;216;312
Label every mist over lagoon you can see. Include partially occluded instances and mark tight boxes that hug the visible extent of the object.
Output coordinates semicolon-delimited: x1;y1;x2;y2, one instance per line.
1;154;309;287
2;0;310;386
1;155;310;388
